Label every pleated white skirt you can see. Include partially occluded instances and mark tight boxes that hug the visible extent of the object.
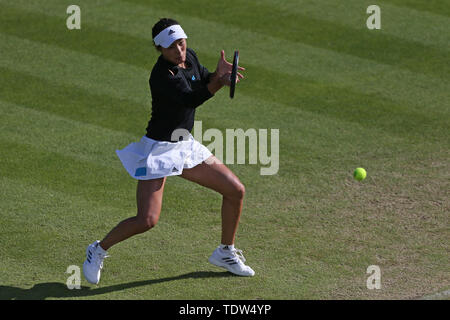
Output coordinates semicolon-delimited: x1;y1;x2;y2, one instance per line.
116;133;212;180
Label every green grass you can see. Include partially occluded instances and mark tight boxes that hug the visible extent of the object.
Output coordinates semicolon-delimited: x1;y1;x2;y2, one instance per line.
0;0;448;300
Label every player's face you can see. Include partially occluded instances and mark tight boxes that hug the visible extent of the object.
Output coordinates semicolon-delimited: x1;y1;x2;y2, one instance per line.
161;38;187;67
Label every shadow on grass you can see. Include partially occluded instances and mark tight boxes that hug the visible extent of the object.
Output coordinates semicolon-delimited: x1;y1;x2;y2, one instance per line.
0;271;233;300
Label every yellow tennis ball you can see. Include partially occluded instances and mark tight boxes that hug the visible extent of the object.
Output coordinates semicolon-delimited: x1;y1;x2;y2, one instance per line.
353;168;367;181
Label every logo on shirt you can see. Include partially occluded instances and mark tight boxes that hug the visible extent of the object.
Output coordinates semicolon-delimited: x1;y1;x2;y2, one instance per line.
191;75;196;81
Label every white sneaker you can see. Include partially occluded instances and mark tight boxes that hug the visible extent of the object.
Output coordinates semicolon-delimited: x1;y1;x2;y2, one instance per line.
82;240;109;284
208;246;255;277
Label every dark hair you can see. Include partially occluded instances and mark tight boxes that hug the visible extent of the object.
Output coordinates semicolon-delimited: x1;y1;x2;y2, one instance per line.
152;18;179;44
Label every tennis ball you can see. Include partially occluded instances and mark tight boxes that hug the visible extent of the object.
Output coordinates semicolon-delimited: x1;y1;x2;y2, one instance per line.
353;167;367;181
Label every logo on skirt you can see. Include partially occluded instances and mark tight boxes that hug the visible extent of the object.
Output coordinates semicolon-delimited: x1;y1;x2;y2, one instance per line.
135;167;147;177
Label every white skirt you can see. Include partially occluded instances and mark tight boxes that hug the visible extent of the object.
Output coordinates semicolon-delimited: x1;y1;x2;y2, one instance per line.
116;133;212;180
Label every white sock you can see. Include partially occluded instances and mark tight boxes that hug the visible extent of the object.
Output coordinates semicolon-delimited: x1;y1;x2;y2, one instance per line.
220;244;235;251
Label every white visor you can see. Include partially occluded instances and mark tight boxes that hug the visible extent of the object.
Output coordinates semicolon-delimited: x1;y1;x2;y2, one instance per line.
153;25;188;48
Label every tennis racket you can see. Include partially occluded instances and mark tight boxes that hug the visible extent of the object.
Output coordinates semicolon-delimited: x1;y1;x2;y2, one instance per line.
229;50;239;99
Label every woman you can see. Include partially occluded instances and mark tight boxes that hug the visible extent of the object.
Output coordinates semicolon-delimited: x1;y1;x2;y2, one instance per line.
83;18;254;284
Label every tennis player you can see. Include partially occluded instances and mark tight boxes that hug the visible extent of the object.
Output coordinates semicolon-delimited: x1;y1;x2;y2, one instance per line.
83;18;254;284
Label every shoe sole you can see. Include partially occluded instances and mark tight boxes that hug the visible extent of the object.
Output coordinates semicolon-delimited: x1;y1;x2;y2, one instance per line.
208;256;255;277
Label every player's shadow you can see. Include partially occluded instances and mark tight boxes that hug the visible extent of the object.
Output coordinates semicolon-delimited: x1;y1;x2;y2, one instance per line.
0;271;232;300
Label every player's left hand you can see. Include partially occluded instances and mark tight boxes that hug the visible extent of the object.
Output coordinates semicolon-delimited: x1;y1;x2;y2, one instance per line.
215;50;245;81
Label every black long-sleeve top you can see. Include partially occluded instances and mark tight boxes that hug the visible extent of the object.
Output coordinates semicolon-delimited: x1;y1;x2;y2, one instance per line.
146;48;214;142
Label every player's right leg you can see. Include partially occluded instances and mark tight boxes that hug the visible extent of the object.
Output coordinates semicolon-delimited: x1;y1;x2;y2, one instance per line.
180;156;254;276
83;178;166;284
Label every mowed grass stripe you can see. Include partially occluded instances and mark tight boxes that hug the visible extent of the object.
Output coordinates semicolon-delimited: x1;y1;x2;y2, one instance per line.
254;0;450;50
2;0;449;47
237;65;448;142
0;66;148;137
2;1;448;116
0;4;156;70
0;136;132;211
1;32;447;144
0;98;135;169
385;0;450;16
0;174;127;253
0;33;149;106
122;0;449;79
211;92;446;172
0;99;136;220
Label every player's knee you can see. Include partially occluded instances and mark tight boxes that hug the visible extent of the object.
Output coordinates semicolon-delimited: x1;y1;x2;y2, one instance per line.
237;182;246;199
145;215;159;230
137;214;159;232
229;181;245;200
